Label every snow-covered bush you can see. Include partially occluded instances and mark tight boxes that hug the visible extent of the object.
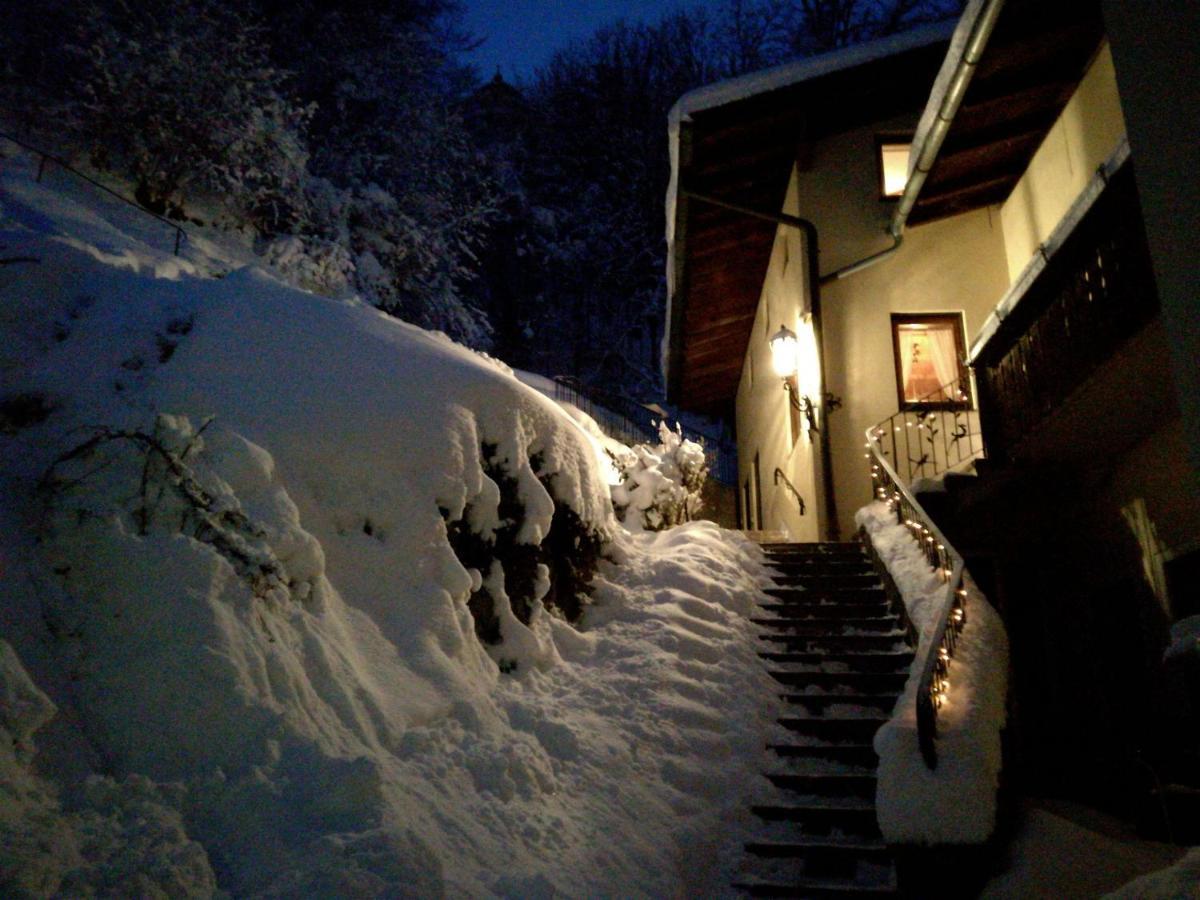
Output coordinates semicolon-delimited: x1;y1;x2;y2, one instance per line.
443;446;606;665
611;422;708;531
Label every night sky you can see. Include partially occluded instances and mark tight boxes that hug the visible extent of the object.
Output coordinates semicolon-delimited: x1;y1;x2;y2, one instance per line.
462;0;696;81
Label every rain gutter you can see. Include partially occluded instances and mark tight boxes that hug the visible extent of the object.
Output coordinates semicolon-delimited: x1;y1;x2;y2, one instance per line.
822;0;1007;283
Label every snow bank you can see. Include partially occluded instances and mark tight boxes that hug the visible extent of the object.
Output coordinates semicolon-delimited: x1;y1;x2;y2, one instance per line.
1;156;777;895
856;501;1009;844
1105;847;1200;898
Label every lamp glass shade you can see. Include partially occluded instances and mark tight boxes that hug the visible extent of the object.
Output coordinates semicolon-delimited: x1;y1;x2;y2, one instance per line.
769;324;800;378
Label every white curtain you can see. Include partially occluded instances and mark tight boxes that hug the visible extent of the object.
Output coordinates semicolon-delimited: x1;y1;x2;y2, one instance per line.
928;326;960;390
899;337;915;393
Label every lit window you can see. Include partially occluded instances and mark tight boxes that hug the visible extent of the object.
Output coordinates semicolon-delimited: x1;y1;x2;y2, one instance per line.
879;141;912;198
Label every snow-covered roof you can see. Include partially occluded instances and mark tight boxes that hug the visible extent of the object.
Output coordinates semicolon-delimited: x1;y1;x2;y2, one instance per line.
668;20;957;127
663;20;956;401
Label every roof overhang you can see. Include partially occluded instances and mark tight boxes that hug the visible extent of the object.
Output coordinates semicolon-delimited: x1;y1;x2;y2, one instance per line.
908;0;1106;224
664;1;1105;418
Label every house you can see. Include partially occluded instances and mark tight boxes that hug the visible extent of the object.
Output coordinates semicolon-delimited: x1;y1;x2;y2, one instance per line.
665;0;1199;831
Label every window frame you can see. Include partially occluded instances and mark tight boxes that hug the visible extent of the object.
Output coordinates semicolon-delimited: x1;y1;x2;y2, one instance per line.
890;312;972;411
876;133;914;200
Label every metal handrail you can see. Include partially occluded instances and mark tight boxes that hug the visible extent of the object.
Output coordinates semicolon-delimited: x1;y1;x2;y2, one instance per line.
866;420;969;769
869;373;984;485
0;131;187;256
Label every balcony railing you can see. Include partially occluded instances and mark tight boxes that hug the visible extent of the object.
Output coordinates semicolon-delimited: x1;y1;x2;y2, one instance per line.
867;424;968;769
868;375;985;487
972;149;1157;465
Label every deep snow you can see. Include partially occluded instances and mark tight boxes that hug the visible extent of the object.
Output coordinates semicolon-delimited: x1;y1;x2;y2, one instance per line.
0;143;779;896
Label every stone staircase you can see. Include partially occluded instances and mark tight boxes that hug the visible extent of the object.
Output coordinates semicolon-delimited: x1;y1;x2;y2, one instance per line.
734;541;911;898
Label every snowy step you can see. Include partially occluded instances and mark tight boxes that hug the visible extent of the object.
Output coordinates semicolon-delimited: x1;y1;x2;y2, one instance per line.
758;602;892;620
745;837;887;859
758;651;913;673
759;633;909;653
743;838;892;884
763;587;889;603
755;618;903;635
780;694;900;716
733;875;898;898
750;801;880;836
763;772;876;798
762;542;867;556
768;743;878;770
768;578;883;592
776;717;890;743
767;559;878;574
767;670;908;693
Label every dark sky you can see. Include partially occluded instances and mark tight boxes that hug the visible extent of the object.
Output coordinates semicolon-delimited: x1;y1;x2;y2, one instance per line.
462;0;694;82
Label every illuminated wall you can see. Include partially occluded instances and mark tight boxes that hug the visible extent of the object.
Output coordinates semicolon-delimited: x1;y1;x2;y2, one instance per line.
735;173;822;539
999;43;1127;282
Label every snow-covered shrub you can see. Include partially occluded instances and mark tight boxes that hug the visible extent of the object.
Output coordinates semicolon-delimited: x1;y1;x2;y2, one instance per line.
611;422;708;531
39;415;305;609
444;444;605;663
260;234;355;298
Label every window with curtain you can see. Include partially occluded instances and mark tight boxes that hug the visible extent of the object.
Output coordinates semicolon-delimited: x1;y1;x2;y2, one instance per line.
890;313;970;409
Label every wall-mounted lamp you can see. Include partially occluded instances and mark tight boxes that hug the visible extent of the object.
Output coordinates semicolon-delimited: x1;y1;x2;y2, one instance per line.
769;324;819;433
769;324;800;379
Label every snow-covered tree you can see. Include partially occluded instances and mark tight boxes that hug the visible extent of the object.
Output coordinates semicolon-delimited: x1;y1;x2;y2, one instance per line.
4;0;312;232
255;0;496;345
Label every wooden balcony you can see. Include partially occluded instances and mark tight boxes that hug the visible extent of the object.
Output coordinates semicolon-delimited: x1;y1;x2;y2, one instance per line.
972;160;1164;468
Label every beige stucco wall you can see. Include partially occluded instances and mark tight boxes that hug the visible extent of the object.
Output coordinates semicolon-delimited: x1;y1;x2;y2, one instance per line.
735;174;823;539
822;208;1009;537
733;44;1140;540
735;115;1011;539
999;43;1127;281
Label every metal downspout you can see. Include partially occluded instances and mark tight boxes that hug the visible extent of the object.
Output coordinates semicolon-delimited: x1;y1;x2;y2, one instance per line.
824;0;1007;282
680;187;840;540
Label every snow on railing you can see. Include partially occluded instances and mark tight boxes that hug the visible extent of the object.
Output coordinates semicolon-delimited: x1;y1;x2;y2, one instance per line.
866;422;968;769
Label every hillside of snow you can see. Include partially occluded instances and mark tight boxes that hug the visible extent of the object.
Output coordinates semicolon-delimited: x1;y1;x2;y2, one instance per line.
0;145;777;896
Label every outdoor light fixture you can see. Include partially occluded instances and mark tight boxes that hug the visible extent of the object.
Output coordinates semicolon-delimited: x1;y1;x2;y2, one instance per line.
769;324;819;432
769;324;800;378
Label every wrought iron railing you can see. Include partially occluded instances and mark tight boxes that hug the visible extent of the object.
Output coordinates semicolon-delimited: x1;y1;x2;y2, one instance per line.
1;131;188;256
552;375;738;485
869;374;984;486
867;422;968;769
972;157;1157;465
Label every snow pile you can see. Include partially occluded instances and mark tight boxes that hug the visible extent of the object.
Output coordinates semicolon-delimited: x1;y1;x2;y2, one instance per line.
0;641;217;897
1166;615;1200;663
856;501;1009;844
1105;847;1200;898
612;421;709;532
1;158;776;894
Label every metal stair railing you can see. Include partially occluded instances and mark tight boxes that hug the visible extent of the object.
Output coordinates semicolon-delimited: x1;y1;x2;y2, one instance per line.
866;421;969;769
0;131;187;256
869;373;984;486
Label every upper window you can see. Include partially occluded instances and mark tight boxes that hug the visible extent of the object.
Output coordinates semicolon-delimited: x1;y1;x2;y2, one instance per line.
890;313;970;410
878;139;912;198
